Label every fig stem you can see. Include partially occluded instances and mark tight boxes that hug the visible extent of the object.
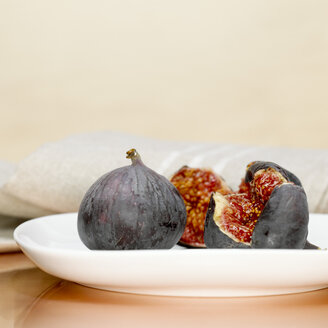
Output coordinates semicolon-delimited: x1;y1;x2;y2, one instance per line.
126;148;142;165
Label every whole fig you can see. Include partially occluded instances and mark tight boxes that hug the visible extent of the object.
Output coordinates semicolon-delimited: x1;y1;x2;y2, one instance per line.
78;149;187;250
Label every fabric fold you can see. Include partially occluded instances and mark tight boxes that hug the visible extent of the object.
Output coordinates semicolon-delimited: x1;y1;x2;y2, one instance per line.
2;131;328;218
0;160;55;218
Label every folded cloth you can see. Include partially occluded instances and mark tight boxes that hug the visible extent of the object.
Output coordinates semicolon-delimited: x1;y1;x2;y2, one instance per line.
0;160;55;218
2;131;328;219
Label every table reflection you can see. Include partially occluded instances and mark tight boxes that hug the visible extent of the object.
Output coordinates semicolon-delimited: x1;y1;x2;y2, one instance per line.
16;279;328;328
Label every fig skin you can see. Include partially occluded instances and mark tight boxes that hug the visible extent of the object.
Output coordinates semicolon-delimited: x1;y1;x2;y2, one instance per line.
251;184;309;249
78;149;187;250
304;240;320;249
245;161;302;187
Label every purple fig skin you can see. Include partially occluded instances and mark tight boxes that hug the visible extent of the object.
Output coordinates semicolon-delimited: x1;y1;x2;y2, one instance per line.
78;150;187;250
251;184;309;249
304;240;319;249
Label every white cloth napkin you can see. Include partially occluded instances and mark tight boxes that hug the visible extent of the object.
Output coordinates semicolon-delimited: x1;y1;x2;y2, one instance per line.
1;131;328;252
3;130;328;216
0;160;55;218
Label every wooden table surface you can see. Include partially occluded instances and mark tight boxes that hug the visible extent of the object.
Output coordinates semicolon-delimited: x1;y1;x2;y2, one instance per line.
1;251;328;328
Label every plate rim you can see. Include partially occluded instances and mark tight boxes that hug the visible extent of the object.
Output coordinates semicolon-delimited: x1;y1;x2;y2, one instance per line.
13;212;328;297
14;212;327;256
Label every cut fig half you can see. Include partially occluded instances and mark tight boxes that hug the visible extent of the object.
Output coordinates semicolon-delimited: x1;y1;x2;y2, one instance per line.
204;193;251;249
170;166;232;248
204;161;310;249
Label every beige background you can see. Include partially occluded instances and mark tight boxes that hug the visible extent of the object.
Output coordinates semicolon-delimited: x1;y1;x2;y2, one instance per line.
1;0;328;162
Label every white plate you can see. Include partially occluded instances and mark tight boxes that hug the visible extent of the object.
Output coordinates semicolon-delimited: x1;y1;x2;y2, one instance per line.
14;213;328;297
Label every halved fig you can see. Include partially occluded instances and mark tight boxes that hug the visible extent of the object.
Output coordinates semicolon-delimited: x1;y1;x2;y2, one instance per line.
204;193;252;249
170;166;232;247
204;161;310;249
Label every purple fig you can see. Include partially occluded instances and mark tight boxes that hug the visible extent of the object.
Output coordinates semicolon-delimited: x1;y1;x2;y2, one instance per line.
78;149;187;250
